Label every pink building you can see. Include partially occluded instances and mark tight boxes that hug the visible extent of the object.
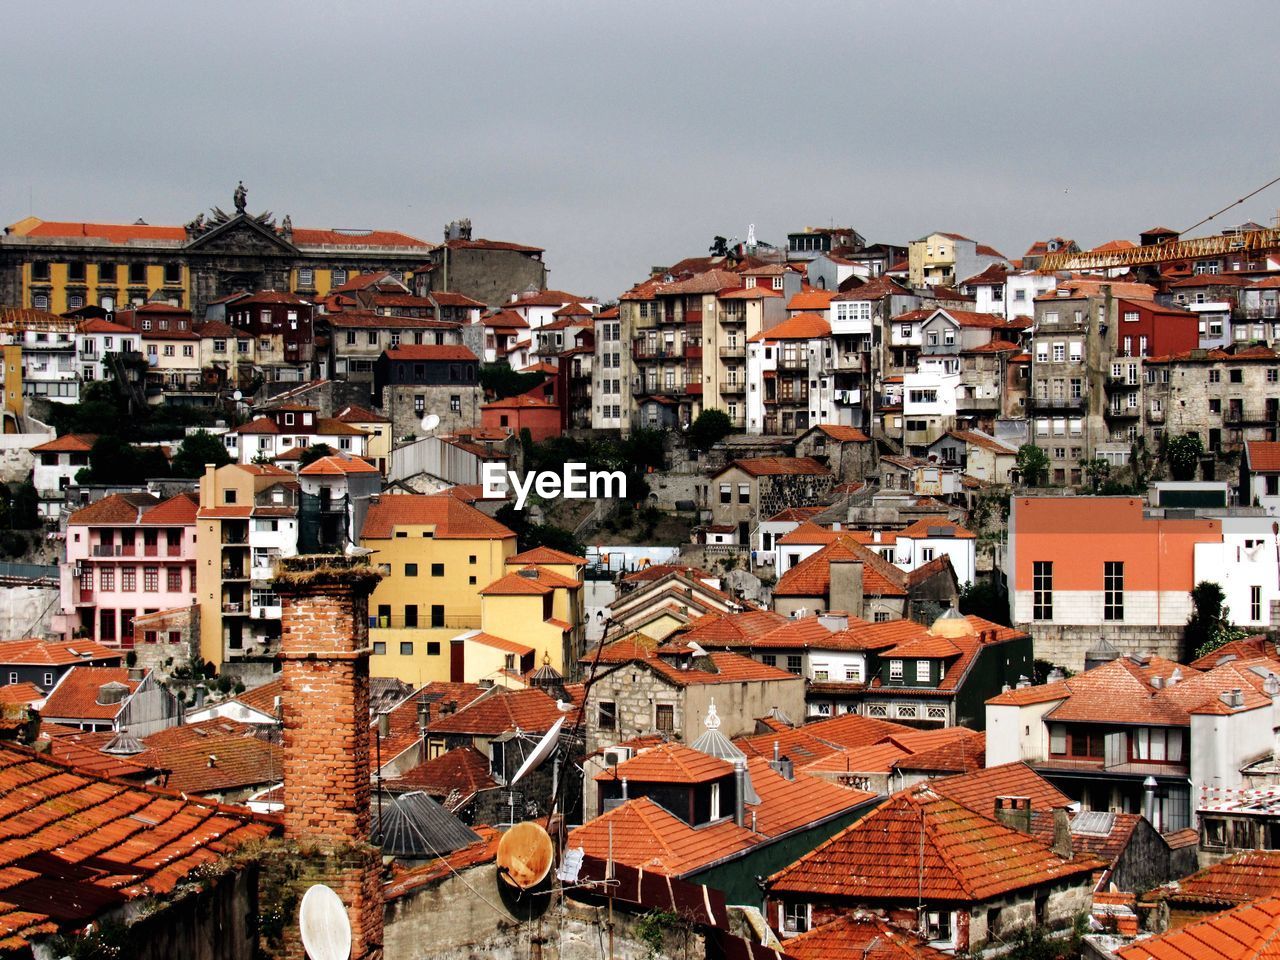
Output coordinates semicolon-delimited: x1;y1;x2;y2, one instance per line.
58;492;199;647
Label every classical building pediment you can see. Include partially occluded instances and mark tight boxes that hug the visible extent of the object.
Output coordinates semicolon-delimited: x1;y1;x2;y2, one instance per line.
185;214;299;256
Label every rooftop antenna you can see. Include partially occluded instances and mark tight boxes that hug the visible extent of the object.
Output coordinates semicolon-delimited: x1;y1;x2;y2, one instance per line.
420;413;440;433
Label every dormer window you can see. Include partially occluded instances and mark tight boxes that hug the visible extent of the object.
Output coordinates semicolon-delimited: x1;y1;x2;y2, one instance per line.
916;661;931;682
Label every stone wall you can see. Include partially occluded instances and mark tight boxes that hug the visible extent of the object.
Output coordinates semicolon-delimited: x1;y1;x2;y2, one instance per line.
119;865;259;960
584;663;683;755
384;384;483;442
0;582;59;641
431;249;548;309
1026;623;1185;672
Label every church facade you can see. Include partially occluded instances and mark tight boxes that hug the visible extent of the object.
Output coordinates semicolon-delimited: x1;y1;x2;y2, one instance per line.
0;185;433;318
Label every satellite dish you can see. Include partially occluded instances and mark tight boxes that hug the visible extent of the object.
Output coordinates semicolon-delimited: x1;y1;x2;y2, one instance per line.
510;716;563;786
298;884;352;960
421;413;440;432
496;821;554;889
232;390;242;401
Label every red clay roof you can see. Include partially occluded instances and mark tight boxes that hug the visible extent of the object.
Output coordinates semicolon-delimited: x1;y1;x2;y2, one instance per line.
0;683;43;707
41;667;140;722
1116;894;1280;960
784;914;951;960
360;494;515;540
931;762;1071;818
567;796;757;876
641;651;800;688
1247;441;1280;473
133;719;281;796
735;713;912;764
724;456;830;478
596;743;733;785
389;745;497;797
0;741;274;951
768;784;1100;902
298;454;380;476
1161;850;1280;907
31;433;97;454
787;290;837;311
774;539;909;598
810;424;871;443
0;639;120;668
384;344;477;362
139;492;200;525
427;687;568;737
479;565;580;596
748;312;831;342
506;546;586;565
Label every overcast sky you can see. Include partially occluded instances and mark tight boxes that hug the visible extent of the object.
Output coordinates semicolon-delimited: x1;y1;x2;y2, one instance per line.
4;2;1280;301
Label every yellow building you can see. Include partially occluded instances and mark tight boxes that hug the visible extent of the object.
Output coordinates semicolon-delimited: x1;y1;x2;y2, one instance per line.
195;463;300;671
3;344;22;420
477;554;585;680
332;404;392;473
0;189;431;318
361;494;517;685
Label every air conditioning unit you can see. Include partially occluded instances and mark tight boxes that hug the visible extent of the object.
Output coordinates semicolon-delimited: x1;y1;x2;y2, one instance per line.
603;746;633;767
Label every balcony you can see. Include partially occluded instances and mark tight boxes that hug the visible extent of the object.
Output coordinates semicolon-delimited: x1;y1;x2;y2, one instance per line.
1148;408;1165;423
1104;375;1137;392
1243;306;1279;320
718;345;745;358
369;614;482;630
222;566;248;581
1030;396;1086;411
91;544;135;558
834;352;870;372
222;602;247;615
778;355;808;371
720;382;745;395
1225;407;1280;424
221;532;248;545
1107;405;1140;418
632;345;678;360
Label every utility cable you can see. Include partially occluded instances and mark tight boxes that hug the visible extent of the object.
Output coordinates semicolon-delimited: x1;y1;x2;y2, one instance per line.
1182;172;1280;236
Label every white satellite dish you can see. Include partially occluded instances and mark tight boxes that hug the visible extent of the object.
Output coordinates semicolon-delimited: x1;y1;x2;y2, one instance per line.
510;716;564;786
420;413;440;432
299;883;352;960
232;390;242;401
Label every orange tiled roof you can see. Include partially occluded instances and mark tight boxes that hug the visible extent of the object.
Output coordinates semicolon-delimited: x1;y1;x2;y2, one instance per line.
735;713;912;764
506;546;586;565
811;424;871;443
787;290;838;311
31;433;97;454
360;494;515;540
133;720;281;796
389;745;497;798
774;539;908;598
0;639;120;668
801;743;911;777
747;312;831;342
884;727;986;774
427;687;568;737
1161;850;1280;907
597;743;732;785
622;563;717;585
642;651;800;688
784;914;951;960
139;492;200;525
931;761;1071;818
298;454;380;476
0;741;274;951
479;565;580;596
233;678;284;717
41;667;139;722
745;757;876;836
468;632;534;656
725;456;830;478
1188;635;1279;670
767;784;1100;902
384;344;477;362
1116;894;1280;960
1247;441;1280;473
39;725;158;781
0;683;43;707
567;797;757;876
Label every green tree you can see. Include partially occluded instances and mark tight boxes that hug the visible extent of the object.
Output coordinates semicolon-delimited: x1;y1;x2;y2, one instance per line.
687;409;733;452
1080;457;1111;492
298;443;334;467
1015;444;1050;487
479;364;544;400
1166;433;1203;482
958;579;1011;625
8;483;39;529
171;430;231;478
1185;580;1247;660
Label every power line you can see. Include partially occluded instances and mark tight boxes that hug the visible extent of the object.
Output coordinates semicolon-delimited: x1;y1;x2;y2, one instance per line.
1182;171;1280;236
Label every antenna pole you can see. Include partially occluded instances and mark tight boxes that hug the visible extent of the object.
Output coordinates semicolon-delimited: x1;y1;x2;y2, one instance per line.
607;821;615;960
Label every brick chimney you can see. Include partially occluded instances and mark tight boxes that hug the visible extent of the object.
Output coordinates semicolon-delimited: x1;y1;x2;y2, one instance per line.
273;555;384;960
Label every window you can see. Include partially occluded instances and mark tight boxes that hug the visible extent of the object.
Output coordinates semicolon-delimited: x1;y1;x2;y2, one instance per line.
599;701;617;730
1230;368;1244;384
719;483;731;504
1252;585;1263;622
1033;561;1053;620
1210;369;1221;384
143;567;159;592
431;563;444;577
99;568;114;592
1052;343;1065;362
762;654;777;667
786;655;802;675
889;659;904;681
122;568;136;591
1123;310;1139;323
430;605;444;627
925;911;953;944
920;547;935;562
345;330;356;345
373;641;386;655
450;394;461;413
874;610;890;622
332;269;348;287
404;605;418;628
845;664;863;682
916;660;930;682
655;704;674;732
1104;561;1124;621
1132;727;1183;762
738;483;750;504
405;563;418;577
166;567;182;592
781;903;810;935
413;395;425;417
400;641;413;656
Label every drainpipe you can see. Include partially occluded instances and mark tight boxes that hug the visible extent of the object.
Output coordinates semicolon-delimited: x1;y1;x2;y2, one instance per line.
733;758;747;827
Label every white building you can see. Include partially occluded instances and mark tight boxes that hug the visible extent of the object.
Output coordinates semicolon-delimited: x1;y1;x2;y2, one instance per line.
1;311;79;404
1004;270;1057;321
745;313;835;435
1193;517;1280;630
902;357;960;451
592;308;625;430
1243;442;1280;515
75;318;139;383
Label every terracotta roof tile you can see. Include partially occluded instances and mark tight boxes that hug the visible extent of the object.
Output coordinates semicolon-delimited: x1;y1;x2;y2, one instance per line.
0;639;120;668
1247;441;1280;473
811;424;871;443
1161;850;1280;908
31;433;98;454
479;565;580;596
388;745;497;798
596;743;733;785
767;784;1100;902
774;538;908;599
784;914;951;960
642;651;800;688
745;757;875;836
506;546;586;565
383;344;477;362
747;313;831;342
133;720;281;796
427;687;568;737
930;762;1071;817
735;714;912;763
361;494;515;540
0;683;43;707
1116;895;1280;960
0;741;274;951
724;456;830;478
786;290;838;311
567;797;758;876
139;492;200;525
41;667;140;723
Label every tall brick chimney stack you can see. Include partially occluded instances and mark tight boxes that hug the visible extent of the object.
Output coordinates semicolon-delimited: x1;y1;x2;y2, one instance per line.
273;555;384;960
